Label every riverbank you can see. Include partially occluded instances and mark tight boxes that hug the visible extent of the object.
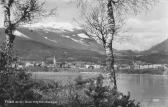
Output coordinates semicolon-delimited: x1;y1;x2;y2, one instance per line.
117;69;165;75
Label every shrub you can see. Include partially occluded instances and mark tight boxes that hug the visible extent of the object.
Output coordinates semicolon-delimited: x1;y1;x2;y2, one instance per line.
74;74;140;107
0;44;41;107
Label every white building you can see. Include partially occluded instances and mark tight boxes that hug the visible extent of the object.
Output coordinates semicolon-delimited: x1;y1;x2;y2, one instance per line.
25;62;34;67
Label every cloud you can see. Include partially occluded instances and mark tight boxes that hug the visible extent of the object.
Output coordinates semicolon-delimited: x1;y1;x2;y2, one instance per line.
114;12;168;50
118;14;168;50
127;18;167;32
114;33;168;51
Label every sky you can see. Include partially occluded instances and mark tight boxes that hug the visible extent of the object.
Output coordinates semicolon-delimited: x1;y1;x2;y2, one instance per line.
0;0;168;51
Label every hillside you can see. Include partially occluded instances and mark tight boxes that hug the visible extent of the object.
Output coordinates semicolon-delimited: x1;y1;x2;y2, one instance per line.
0;27;105;63
137;39;168;64
143;39;168;55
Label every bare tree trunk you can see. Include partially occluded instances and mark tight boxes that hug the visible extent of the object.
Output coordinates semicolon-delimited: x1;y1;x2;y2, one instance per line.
3;4;15;51
105;35;117;88
106;0;117;88
5;27;15;50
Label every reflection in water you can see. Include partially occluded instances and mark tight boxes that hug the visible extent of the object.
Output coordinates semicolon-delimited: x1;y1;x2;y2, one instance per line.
117;74;168;107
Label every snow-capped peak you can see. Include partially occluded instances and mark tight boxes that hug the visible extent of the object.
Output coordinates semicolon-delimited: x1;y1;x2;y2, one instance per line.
23;22;82;32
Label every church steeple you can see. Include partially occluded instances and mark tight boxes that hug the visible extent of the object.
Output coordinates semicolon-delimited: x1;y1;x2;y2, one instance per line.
53;56;56;66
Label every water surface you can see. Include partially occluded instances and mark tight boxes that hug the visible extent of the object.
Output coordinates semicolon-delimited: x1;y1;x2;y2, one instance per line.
117;74;168;107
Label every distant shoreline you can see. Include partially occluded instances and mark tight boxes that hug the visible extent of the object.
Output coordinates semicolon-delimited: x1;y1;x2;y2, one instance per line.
117;69;165;75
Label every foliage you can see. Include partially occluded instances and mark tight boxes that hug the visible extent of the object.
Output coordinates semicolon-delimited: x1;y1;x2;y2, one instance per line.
84;74;110;107
74;74;140;107
0;44;41;107
33;80;62;100
0;0;49;27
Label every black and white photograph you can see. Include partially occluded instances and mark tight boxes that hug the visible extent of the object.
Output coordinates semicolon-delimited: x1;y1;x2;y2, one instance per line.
0;0;168;107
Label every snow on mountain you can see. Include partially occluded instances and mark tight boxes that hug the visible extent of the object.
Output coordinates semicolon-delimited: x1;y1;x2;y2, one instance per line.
70;38;89;46
14;27;105;54
14;30;31;39
78;33;89;38
0;24;106;62
54;33;90;46
23;22;82;32
42;36;58;43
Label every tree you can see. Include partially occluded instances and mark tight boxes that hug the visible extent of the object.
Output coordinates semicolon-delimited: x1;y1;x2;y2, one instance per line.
0;1;56;106
0;0;55;52
76;0;156;88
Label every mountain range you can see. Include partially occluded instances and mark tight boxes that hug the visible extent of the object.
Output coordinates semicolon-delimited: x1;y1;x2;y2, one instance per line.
0;25;106;63
0;23;167;64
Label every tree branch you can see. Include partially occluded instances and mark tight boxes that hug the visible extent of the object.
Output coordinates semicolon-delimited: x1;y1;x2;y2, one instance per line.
13;0;45;26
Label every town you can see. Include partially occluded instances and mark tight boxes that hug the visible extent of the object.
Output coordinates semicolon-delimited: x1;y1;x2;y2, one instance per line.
12;56;167;73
